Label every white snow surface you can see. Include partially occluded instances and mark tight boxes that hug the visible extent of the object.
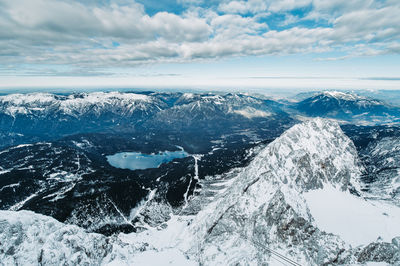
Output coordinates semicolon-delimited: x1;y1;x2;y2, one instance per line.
304;184;400;246
323;91;362;101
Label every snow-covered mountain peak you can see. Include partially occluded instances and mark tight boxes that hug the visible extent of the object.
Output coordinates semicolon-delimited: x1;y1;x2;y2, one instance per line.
64;91;151;103
319;91;383;106
0;91;156;116
322;91;360;100
180;119;360;248
248;118;362;192
183;118;361;226
295;91;399;125
177;118;397;265
0;92;56;105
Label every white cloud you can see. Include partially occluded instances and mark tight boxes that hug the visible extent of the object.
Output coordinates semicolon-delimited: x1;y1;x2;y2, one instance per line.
1;0;210;42
218;0;312;14
332;6;400;42
218;0;266;14
177;0;204;5
0;0;399;73
268;0;312;12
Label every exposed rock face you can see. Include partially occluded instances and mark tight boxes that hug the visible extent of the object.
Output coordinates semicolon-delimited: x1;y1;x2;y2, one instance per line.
0;210;196;266
357;241;400;264
0;210;111;265
361;136;400;203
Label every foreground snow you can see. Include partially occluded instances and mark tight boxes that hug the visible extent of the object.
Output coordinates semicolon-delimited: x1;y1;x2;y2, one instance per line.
304;184;400;246
0;210;195;266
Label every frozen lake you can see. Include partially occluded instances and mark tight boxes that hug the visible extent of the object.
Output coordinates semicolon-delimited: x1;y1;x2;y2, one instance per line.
106;150;189;170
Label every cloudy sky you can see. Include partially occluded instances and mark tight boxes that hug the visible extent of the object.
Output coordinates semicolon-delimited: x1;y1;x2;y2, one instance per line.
1;0;400;90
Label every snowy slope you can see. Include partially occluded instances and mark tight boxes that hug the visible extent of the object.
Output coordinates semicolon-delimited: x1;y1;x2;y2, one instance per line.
304;184;400;246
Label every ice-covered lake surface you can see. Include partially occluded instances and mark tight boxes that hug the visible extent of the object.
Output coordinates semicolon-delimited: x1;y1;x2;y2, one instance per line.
106;150;189;170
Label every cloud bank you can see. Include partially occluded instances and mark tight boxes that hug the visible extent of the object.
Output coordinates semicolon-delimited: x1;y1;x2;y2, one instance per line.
1;0;399;75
